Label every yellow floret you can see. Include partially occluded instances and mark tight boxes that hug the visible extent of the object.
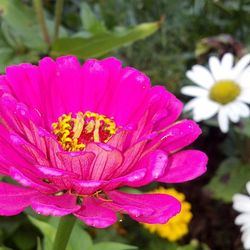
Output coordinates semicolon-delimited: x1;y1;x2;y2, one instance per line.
142;187;193;242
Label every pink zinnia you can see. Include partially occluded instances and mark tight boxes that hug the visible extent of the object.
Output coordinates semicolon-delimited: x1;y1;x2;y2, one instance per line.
0;56;207;228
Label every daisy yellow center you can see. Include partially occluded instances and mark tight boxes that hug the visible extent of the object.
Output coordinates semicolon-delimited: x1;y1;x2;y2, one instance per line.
52;111;117;151
209;80;241;104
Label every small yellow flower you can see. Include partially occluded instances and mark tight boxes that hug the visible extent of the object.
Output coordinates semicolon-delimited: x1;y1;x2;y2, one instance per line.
142;187;193;242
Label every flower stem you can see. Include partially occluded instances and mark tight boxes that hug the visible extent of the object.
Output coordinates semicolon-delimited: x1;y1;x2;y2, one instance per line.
33;0;50;45
52;215;76;250
54;0;64;41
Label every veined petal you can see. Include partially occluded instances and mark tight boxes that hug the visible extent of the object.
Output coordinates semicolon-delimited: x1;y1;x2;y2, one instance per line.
9;166;55;192
129;150;168;186
106;191;181;224
74;198;117;228
149;87;183;129
0;182;38;216
72;179;106;195
158;150;207;183
31;193;80;216
104;168;147;190
148;120;201;154
85;143;123;180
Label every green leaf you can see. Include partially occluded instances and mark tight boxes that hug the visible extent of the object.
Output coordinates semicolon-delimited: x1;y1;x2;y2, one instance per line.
28;216;55;250
12;229;37;250
0;0;47;51
51;21;160;59
88;242;137;250
28;216;93;250
235;118;250;137
80;2;107;33
205;157;250;202
0;247;13;250
68;221;93;250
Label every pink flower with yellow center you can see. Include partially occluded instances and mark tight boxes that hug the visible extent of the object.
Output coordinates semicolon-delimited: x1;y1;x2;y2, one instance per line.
0;56;207;228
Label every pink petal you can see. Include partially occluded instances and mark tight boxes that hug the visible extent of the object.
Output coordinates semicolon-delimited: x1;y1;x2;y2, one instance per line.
54;56;83;114
148;86;183;128
5;64;43;112
158;150;207;183
72;179;106;195
114;140;146;177
103;168;147;190
147;120;201;154
106;191;181;224
85;143;123;180
105;150;168;190
31;193;80;216
79;59;110;113
57;151;95;178
82;57;122;115
0;182;38;215
108;67;151;126
9;166;55;192
74;198;117;228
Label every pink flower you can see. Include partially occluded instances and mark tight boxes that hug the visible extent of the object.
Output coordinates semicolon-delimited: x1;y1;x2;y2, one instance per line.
0;56;207;228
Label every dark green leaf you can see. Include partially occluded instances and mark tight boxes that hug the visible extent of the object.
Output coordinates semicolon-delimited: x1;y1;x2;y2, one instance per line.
51;21;160;59
205;157;250;202
88;242;137;250
0;0;47;51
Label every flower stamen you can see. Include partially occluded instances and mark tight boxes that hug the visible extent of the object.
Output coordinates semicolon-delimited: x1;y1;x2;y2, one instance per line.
52;111;117;152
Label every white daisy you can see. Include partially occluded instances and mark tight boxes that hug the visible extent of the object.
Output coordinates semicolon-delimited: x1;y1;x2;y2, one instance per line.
181;53;250;133
233;181;250;250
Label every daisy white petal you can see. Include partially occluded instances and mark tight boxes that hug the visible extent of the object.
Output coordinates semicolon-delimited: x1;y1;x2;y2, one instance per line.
241;224;250;232
226;103;241;123
232;54;250;79
233;194;250;213
183;97;203;112
246;182;250;195
218;108;229;133
233;182;250;250
238;89;250;104
221;53;234;71
186;65;214;89
181;86;208;97
184;53;250;133
242;229;250;249
237;65;250;87
235;213;250;226
209;56;225;80
235;101;250;117
192;99;219;122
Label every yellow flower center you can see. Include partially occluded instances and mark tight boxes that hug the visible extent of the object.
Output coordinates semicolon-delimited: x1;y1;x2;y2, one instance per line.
142;187;193;242
52;111;117;151
209;80;241;104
